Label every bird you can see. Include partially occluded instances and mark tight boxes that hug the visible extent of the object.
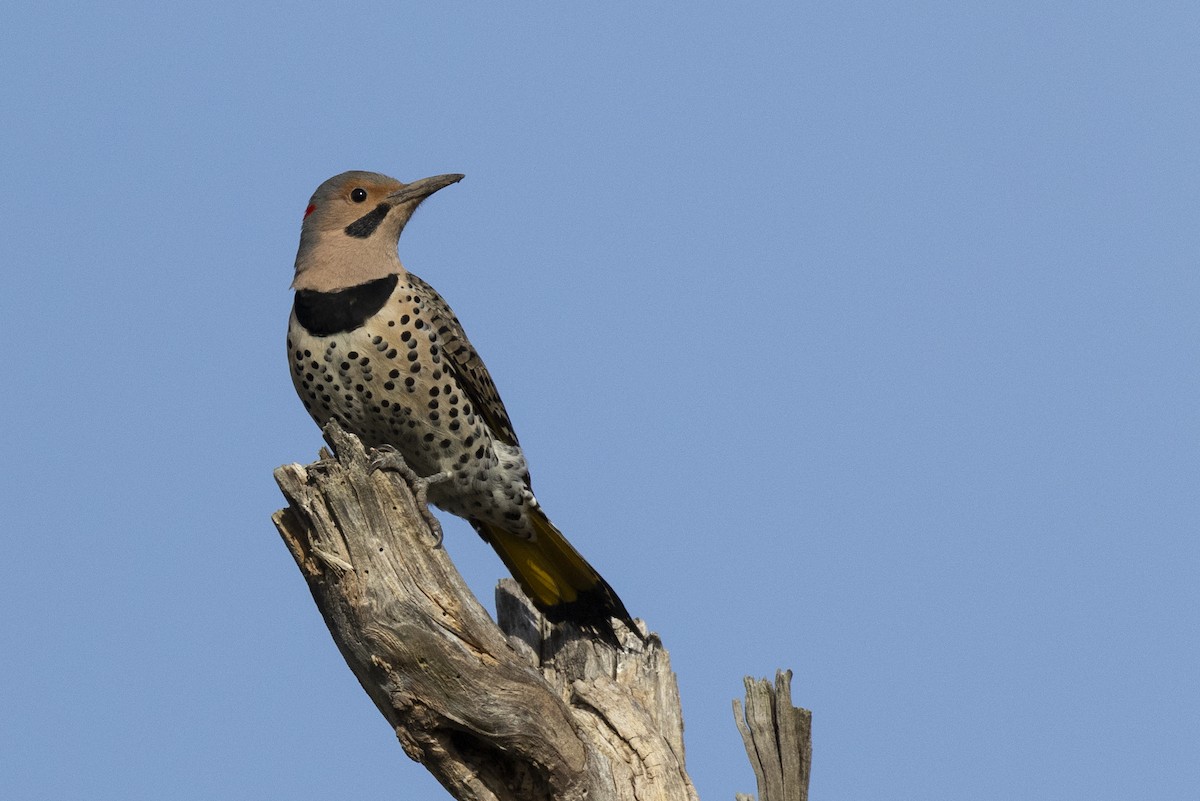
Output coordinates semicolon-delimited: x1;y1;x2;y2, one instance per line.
286;170;635;641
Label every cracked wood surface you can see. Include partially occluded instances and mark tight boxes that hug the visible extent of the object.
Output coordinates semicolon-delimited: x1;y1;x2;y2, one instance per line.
272;423;698;801
734;671;812;801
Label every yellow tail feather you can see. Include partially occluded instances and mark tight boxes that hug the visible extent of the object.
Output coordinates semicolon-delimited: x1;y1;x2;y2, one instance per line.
471;510;633;633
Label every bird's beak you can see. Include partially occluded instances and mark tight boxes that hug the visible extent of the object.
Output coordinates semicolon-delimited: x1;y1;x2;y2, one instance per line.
387;173;465;205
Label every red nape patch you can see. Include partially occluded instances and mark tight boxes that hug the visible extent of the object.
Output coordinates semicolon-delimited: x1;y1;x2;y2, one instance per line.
304;203;316;218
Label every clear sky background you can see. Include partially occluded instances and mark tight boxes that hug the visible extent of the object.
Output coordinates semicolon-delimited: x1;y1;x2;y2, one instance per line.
2;3;1196;799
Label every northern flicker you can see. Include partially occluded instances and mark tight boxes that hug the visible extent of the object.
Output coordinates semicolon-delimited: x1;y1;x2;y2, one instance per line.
286;170;634;639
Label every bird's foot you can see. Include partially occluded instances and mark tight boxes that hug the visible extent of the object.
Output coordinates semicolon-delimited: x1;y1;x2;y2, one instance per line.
369;446;450;546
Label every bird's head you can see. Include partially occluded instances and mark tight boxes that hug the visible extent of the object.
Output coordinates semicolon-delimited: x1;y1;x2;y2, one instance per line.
293;170;463;292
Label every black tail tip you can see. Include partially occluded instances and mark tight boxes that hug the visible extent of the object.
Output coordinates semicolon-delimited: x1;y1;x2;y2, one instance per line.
541;582;643;647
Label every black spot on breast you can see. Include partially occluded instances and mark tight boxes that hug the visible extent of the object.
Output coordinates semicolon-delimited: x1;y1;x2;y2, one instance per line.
344;202;392;238
293;275;399;336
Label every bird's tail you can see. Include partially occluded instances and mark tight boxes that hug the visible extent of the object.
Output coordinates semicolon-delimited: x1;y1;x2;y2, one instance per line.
471;509;635;642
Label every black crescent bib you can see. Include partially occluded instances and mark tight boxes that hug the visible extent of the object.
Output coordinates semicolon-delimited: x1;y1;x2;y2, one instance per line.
293;274;399;336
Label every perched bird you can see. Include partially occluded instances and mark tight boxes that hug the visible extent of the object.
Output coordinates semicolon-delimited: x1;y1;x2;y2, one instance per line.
287;170;634;639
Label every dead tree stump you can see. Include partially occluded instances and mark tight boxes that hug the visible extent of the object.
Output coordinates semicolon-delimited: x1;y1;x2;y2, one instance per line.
272;422;810;800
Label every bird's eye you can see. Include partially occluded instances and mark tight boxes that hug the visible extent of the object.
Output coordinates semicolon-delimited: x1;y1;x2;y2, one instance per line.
350;188;368;203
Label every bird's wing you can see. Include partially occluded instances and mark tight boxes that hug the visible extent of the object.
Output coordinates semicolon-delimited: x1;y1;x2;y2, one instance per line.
407;272;520;447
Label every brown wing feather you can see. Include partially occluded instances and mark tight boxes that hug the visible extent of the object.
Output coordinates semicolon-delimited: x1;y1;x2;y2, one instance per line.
407;272;519;447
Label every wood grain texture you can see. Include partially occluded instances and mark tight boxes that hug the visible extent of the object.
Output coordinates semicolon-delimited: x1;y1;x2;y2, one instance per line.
272;422;698;801
733;670;812;801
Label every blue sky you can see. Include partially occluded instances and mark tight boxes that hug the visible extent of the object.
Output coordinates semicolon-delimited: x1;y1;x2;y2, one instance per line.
2;3;1197;799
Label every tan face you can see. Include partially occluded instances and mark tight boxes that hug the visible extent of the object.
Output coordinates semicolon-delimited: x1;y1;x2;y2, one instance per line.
302;172;406;235
292;171;464;292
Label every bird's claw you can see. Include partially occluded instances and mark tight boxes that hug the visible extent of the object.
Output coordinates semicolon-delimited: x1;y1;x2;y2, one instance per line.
367;444;403;472
369;447;447;547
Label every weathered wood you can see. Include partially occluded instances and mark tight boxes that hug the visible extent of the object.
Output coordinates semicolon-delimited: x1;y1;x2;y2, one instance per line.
733;670;812;801
272;423;698;800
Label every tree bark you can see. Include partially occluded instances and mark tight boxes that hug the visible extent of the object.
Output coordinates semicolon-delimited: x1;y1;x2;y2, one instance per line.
734;671;813;801
272;422;810;799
